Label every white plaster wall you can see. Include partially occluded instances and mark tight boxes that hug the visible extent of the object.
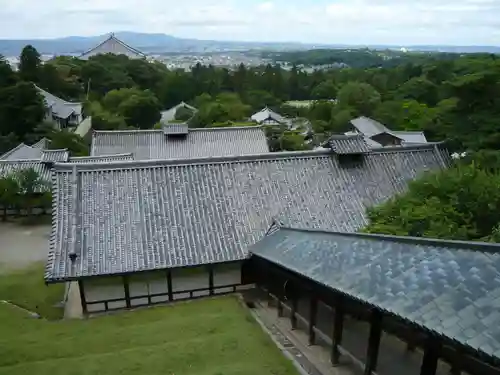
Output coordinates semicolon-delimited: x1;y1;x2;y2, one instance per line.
82;263;245;312
213;262;241;287
129;271;169;306
172;266;210;299
83;277;126;312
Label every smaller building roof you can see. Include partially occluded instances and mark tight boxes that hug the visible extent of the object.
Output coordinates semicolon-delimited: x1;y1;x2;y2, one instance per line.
0;143;42;161
350;116;389;137
251;107;287;124
79;33;147;60
391;131;428;144
31;138;51;149
327;134;370;154
250;226;500;362
36;86;83;120
160;102;198;124
91;126;270;160
41;149;70;163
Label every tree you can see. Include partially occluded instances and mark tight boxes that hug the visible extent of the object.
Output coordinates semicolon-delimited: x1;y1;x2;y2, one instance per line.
337;82;381;116
264;125;309;152
49;130;89;156
394;77;438;106
118;93;162;129
0;81;45;138
0;176;20;220
103;88;162;129
18;45;41;83
0;56;17;88
311;80;337;100
16;168;47;217
175;106;195;121
363;164;500;242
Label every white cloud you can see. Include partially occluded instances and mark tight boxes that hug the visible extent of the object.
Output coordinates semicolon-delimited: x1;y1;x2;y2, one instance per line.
257;2;275;12
0;0;499;45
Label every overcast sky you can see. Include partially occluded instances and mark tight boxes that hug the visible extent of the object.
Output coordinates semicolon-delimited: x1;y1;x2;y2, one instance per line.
1;0;499;45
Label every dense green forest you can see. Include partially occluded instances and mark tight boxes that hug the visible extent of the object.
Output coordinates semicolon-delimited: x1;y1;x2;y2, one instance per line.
2;45;500;239
262;49;463;69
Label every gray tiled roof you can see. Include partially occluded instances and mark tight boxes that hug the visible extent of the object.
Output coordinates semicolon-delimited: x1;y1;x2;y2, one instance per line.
250;227;500;361
350;117;388;137
35;86;82;120
45;144;450;282
392;131;428;144
79;34;147;60
91;126;270;160
69;153;134;164
0;144;43;160
41;149;69;162
327;134;370;154
31;138;51;149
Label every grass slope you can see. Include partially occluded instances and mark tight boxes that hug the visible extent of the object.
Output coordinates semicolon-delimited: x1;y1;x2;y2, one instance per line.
0;296;298;375
0;262;64;319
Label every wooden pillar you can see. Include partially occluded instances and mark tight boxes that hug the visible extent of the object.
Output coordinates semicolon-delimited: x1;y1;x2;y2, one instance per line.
308;297;318;346
449;347;462;375
77;280;87;314
290;297;298;329
364;309;383;375
166;269;173;301
123;276;131;308
420;336;441;375
277;294;284;317
331;297;344;366
208;265;214;296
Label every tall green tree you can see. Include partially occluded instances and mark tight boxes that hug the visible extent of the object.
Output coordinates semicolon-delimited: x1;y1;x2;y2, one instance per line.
0;176;20;221
364;164;500;242
19;45;41;83
0;81;45;138
337;82;381;116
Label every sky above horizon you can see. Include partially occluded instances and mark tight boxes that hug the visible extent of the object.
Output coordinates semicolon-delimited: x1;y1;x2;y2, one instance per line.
1;0;499;45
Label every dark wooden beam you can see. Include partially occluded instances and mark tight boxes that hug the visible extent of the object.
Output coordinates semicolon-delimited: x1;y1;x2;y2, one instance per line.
331;298;345;366
166;269;173;301
420;336;441;375
208;265;214;296
308;297;318;346
364;309;383;375
77;280;87;314
123;276;131;308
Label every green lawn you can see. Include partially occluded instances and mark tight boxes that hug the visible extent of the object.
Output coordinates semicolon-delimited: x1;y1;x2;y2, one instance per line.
0;262;65;319
0;267;298;375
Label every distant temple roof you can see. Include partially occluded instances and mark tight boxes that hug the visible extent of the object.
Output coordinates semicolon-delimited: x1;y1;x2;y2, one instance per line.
79;33;147;60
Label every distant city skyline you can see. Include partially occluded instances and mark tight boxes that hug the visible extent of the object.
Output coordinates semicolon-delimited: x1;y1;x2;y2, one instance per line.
1;0;500;46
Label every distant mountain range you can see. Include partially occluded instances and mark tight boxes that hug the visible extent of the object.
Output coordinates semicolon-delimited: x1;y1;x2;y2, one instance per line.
0;31;499;57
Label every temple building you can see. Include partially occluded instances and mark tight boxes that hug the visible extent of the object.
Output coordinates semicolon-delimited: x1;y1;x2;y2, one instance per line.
79;33;147;60
36;86;84;129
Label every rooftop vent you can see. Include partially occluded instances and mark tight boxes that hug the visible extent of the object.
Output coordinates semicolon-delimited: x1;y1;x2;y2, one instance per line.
327;134;370;155
326;134;368;168
162;123;189;137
